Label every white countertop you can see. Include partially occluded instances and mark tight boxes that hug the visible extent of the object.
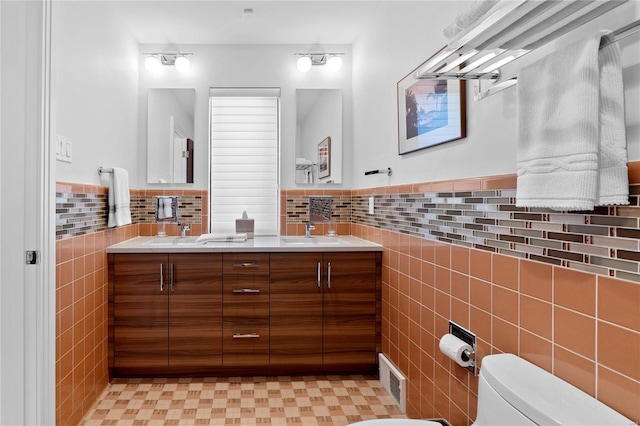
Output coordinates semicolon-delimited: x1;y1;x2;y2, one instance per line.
106;235;383;253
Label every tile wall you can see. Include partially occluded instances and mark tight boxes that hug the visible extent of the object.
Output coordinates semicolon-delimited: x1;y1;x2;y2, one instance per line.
280;189;352;236
136;189;208;237
55;182;137;425
55;183;207;425
348;168;640;425
59;167;640;425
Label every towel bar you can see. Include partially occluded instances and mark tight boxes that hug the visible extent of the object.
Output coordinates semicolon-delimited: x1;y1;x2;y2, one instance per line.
473;18;640;100
364;168;392;176
98;167;113;175
417;0;638;99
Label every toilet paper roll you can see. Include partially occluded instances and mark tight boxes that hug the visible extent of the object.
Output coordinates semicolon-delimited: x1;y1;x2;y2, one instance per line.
439;333;473;368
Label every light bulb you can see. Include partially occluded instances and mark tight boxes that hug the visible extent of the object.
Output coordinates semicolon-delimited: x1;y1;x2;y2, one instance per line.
145;55;161;72
297;56;312;72
327;56;342;72
175;56;190;72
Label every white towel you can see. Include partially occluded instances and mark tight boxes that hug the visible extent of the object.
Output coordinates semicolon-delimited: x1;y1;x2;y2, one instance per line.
156;197;171;220
296;157;313;166
515;31;628;211
443;0;498;39
107;167;132;227
163;197;173;219
196;233;248;243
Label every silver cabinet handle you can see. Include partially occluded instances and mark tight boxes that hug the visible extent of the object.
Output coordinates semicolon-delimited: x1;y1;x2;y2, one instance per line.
233;262;259;268
327;262;331;288
317;262;321;288
233;333;260;339
170;263;174;292
232;288;260;294
160;263;164;292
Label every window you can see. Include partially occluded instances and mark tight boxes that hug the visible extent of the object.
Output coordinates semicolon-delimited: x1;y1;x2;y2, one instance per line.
209;88;280;235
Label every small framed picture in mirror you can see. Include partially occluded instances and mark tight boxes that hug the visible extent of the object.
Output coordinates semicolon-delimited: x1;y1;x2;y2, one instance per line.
317;137;331;179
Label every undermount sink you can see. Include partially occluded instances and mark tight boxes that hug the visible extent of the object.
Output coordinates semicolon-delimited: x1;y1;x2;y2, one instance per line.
143;236;200;245
280;236;347;246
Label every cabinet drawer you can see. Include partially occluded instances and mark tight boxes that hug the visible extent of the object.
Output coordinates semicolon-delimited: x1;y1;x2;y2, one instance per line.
223;277;269;298
223;253;269;275
223;323;269;366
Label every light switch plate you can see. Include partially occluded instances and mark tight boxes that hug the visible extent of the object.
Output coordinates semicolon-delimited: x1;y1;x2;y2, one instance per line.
56;135;72;163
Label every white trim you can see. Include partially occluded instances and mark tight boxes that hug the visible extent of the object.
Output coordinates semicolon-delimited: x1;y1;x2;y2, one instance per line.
39;0;56;423
0;0;54;423
209;87;281;98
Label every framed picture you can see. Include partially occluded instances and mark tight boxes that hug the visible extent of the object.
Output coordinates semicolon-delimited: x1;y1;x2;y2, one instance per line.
397;56;466;155
317;137;331;179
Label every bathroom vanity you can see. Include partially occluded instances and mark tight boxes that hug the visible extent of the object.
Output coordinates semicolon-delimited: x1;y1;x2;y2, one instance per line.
107;236;382;377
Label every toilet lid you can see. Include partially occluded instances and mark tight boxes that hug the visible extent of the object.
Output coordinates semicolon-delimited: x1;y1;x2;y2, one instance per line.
349;420;442;426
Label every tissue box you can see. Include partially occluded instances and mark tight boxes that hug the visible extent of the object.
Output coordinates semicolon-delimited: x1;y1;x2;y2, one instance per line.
236;219;254;238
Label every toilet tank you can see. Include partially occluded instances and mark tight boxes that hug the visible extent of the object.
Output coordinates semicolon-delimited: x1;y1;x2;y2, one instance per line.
473;354;634;426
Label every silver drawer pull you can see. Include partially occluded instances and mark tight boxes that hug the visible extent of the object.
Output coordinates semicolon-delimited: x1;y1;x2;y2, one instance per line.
233;262;259;268
233;333;260;339
232;288;260;294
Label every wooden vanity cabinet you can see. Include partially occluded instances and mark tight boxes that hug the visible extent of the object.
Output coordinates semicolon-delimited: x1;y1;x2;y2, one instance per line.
109;248;380;376
270;252;379;371
109;253;223;373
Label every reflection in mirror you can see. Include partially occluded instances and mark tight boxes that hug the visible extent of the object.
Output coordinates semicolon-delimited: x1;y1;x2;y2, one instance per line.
309;196;332;223
295;89;342;185
147;88;195;184
155;196;179;223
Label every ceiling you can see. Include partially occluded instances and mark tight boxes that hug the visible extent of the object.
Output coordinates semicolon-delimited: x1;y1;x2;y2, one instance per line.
105;1;401;45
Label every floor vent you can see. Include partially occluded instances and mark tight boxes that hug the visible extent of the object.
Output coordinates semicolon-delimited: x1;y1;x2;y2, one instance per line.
378;353;406;413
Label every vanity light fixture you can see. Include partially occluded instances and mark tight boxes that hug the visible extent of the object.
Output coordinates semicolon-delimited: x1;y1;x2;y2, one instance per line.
143;52;193;72
294;53;344;72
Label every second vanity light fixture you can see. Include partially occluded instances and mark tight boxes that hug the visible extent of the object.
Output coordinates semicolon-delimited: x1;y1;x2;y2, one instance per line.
144;52;193;72
295;53;343;72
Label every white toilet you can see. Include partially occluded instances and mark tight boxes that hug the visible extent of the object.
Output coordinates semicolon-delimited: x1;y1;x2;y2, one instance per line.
352;353;634;426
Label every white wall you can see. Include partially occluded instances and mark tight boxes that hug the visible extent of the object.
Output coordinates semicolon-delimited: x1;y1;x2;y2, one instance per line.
51;1;640;192
52;1;139;186
138;43;353;190
351;1;640;189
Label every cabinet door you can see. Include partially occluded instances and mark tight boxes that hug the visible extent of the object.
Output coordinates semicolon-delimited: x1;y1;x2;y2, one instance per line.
323;252;377;366
113;253;168;368
270;253;323;366
168;253;223;367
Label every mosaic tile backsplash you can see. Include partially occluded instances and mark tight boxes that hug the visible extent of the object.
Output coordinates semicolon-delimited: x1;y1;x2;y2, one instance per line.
351;187;640;283
56;185;205;240
285;193;352;224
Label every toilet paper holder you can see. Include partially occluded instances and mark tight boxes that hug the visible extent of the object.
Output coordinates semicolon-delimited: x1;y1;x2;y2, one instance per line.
449;321;477;375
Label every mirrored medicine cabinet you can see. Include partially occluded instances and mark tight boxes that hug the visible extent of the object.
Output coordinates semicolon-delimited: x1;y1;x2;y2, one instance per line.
295;89;342;185
147;88;196;184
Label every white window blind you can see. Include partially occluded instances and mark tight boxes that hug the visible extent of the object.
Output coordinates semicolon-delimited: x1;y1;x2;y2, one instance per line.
209;89;280;235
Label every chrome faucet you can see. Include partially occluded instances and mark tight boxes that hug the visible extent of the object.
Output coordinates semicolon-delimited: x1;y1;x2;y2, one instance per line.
305;222;315;238
179;223;191;238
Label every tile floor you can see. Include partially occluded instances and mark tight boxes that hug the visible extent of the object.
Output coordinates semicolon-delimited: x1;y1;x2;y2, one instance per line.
81;375;407;425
